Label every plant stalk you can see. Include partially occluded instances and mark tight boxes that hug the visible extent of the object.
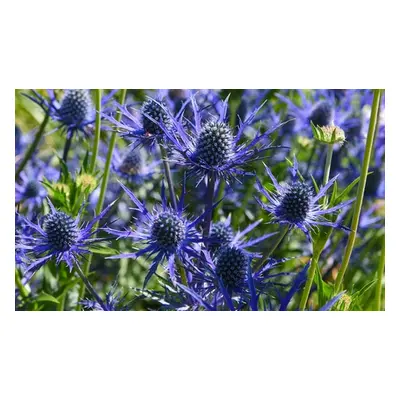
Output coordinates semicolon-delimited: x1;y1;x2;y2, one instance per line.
334;89;382;293
62;135;73;163
299;252;321;310
75;264;106;310
254;225;289;271
299;140;334;310
15;113;50;180
89;89;102;173
159;143;178;210
76;89;127;310
374;235;385;311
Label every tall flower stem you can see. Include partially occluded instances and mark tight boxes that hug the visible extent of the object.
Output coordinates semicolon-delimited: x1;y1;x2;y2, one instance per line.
374;235;385;311
89;89;102;173
15;268;29;298
299;141;334;310
62;135;73;163
322;145;334;201
159;143;177;210
75;264;106;310
299;252;321;310
370;92;383;167
334;89;382;293
15;113;50;180
203;172;215;239
76;89;127;310
254;225;289;271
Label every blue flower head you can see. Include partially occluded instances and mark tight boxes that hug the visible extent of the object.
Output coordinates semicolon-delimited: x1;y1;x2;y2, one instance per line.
23;89;116;139
104;180;210;287
16;198;116;280
111;145;159;183
275;90;360;137
151;94;287;185
103;93;181;149
255;158;354;240
15;166;47;215
178;250;302;311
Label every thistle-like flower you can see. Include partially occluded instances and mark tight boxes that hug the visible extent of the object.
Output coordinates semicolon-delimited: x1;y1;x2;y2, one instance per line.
177;251;303;311
22;89;116;139
152;95;287;184
111;146;159;183
275;90;359;137
104;181;209;287
16;199;115;280
103;94;182;149
215;246;250;291
255;158;354;240
15;167;47;214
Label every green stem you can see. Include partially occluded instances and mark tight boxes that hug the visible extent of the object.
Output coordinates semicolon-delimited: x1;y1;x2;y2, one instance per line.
177;261;188;286
15;268;29;298
299;252;321;310
89;89;102;173
76;89;127;310
299;141;334;310
254;226;289;271
370;91;383;168
374;235;385;311
15;113;50;180
305;142;317;176
323;144;334;186
58;292;67;311
159;143;178;210
62;135;73;163
75;264;106;309
334;89;382;293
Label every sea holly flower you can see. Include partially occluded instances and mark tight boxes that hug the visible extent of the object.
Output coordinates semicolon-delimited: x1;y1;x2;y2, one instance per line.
152;94;287;185
178;251;302;311
22;89;116;139
275;90;359;137
15;166;47;214
215;246;250;292
103;93;188;149
255;158;355;241
111;146;160;183
104;180;210;287
16;198;116;280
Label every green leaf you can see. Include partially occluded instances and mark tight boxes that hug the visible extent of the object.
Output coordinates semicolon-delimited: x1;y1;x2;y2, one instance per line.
335;176;361;203
89;244;120;255
36;292;60;304
313;261;333;306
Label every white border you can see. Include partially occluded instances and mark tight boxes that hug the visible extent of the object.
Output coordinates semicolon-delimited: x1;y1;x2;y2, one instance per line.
2;1;398;399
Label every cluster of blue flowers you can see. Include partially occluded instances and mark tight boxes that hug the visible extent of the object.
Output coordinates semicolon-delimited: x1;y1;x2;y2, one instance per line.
15;89;385;311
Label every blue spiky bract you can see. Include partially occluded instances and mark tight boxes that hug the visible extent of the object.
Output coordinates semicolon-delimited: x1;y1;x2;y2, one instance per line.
104;180;209;288
256;158;355;241
16;198;115;279
135;94;288;185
